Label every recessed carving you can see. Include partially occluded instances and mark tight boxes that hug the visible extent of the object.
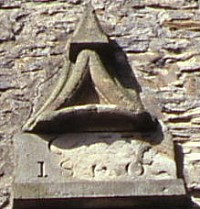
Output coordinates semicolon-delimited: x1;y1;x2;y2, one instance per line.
49;132;176;180
37;161;48;178
22;4;157;133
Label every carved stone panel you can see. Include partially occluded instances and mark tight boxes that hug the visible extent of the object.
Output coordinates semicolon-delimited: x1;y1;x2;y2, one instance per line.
13;131;187;209
13;4;188;209
22;4;156;134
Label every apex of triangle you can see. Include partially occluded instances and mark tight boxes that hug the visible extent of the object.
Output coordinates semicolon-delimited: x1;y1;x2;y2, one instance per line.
71;3;109;44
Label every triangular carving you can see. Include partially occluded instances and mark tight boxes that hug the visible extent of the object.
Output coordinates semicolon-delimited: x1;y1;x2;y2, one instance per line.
71;3;109;45
23;4;157;133
14;6;187;209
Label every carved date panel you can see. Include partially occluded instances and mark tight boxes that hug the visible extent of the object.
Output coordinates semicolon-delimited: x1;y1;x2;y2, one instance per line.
13;132;186;209
14;131;177;183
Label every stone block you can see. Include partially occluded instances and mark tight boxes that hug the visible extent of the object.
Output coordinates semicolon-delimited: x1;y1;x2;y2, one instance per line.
13;132;188;209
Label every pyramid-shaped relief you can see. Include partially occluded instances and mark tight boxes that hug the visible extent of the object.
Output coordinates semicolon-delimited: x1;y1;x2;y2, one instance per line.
23;4;157;133
13;4;188;209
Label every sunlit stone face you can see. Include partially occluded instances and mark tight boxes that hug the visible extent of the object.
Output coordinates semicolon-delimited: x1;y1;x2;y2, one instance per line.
50;132;176;180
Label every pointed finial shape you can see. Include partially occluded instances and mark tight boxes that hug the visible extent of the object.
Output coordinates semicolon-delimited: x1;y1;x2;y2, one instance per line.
71;3;109;44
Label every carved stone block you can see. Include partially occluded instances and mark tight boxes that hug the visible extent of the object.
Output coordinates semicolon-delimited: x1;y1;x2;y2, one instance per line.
13;131;187;209
13;3;188;209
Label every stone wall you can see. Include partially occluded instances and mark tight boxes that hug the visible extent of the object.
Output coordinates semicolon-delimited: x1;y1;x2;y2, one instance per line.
0;0;200;208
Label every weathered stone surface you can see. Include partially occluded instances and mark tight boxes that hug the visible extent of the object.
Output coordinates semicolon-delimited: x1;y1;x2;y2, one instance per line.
50;132;176;180
13;180;187;209
13;133;187;209
183;141;200;190
14;130;177;181
0;189;9;209
0;0;200;208
0;0;21;9
116;37;150;53
146;0;198;9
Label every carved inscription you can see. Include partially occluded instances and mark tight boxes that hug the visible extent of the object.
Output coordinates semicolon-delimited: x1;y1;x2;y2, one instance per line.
37;161;48;178
49;133;176;181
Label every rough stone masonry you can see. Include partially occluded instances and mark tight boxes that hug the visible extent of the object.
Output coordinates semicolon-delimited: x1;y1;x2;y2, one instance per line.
0;0;200;208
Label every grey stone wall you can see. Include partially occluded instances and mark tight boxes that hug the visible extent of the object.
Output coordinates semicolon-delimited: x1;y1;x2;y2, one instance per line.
0;0;200;208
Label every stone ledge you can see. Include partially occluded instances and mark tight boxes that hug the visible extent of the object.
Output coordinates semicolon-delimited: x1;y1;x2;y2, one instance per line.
13;179;188;209
14;179;186;199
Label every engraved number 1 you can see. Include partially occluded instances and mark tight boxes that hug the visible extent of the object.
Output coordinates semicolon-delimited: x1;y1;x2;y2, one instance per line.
37;161;48;178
